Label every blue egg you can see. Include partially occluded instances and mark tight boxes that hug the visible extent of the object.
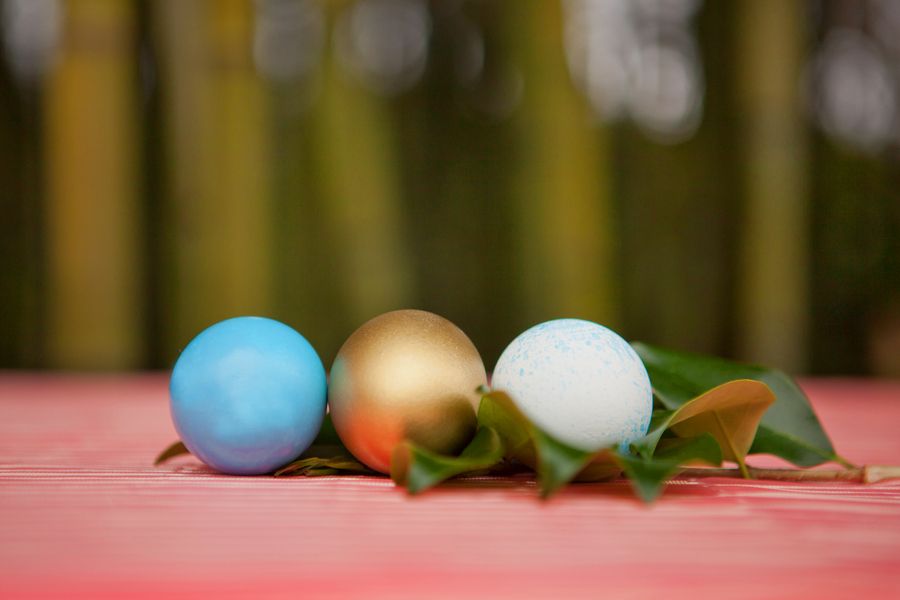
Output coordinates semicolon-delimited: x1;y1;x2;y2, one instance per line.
169;316;327;475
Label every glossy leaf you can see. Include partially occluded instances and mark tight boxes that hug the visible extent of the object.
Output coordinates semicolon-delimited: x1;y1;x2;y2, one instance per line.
571;454;622;484
154;440;190;465
617;434;723;503
531;429;597;498
632;342;847;467
633;379;775;477
274;454;372;477
390;387;730;502
477;390;619;497
391;427;505;494
475;389;534;464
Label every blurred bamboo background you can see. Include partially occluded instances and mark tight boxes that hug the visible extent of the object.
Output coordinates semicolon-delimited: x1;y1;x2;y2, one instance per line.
0;0;898;376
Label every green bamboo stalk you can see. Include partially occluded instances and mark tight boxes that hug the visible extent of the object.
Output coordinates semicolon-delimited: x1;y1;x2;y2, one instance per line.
44;0;143;369
268;61;350;360
154;0;272;360
735;0;810;372
617;2;738;357
507;0;617;327
0;40;39;366
812;140;895;374
268;83;337;353
390;1;518;365
307;2;414;329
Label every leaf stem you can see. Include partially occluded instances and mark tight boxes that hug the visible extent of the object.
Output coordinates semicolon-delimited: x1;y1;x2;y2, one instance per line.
678;465;900;483
712;411;751;479
835;454;857;469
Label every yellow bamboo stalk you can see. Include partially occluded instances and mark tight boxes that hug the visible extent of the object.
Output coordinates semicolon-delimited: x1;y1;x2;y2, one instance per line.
44;0;143;369
155;0;272;358
508;0;617;327
308;1;414;327
736;0;809;372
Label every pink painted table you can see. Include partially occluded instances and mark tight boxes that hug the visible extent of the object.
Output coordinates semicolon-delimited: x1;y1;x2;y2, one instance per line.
1;375;899;599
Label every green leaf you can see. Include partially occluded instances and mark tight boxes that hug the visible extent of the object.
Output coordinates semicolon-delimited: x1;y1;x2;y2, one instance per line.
275;415;374;476
476;390;534;464
477;390;620;497
477;386;728;501
154;440;190;465
300;468;342;477
390;427;505;494
571;455;622;483
391;391;615;497
617;434;723;503
632;342;847;467
633;410;677;458
632;379;775;478
274;454;372;477
531;429;597;498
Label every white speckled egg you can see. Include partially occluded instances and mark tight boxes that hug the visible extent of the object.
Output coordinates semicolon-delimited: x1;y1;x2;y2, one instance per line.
492;319;653;452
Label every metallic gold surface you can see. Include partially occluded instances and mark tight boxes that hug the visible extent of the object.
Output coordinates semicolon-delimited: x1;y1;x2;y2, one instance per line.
328;309;488;473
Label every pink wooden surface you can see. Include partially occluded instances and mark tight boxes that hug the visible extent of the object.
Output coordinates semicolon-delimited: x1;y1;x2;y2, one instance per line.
1;375;899;599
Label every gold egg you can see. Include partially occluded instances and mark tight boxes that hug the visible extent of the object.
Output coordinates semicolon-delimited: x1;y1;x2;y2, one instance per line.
328;309;487;474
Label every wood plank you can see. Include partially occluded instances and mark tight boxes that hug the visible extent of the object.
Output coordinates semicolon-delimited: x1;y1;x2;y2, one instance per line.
1;376;898;598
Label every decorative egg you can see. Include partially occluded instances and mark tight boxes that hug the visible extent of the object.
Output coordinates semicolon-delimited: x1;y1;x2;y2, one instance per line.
492;319;652;452
328;309;488;474
169;316;327;475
